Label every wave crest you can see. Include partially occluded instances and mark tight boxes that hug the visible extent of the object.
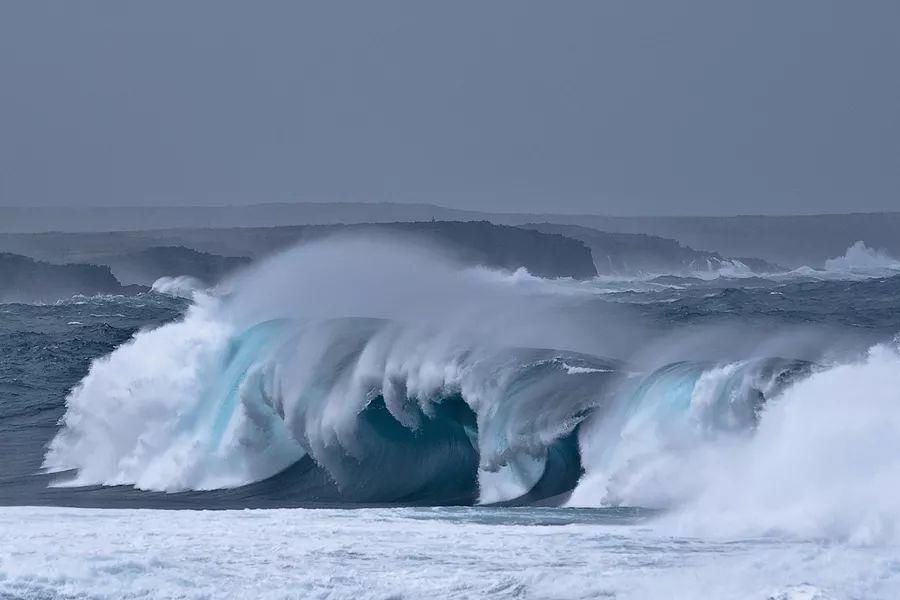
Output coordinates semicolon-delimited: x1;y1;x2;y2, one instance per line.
42;236;900;543
44;238;616;504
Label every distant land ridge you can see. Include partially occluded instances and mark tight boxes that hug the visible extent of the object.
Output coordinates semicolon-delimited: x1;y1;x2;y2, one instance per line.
0;221;599;285
0;253;134;303
4;203;900;266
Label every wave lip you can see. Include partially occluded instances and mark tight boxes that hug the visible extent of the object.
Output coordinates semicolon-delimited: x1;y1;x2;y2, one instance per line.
43;310;618;504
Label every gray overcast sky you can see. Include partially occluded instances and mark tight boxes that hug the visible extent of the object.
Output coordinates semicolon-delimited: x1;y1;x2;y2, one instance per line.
1;1;898;215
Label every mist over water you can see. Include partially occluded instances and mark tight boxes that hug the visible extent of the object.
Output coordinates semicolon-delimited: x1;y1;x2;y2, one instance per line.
664;343;900;544
1;236;900;598
14;237;890;539
44;238;626;502
824;241;900;277
4;0;900;591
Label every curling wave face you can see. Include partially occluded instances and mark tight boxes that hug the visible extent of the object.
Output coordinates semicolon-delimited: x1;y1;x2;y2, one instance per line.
41;302;618;503
43;237;823;509
44;306;810;506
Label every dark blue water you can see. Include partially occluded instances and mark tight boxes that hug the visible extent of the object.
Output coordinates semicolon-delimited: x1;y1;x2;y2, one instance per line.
0;294;186;506
2;275;898;508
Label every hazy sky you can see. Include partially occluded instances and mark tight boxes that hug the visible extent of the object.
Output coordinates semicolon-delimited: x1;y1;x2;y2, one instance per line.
1;1;898;215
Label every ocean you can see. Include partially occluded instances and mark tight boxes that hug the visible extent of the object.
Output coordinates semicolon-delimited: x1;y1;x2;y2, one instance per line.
2;237;900;599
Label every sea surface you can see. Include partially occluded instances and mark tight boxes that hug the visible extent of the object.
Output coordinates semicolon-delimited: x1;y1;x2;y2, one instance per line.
2;238;900;599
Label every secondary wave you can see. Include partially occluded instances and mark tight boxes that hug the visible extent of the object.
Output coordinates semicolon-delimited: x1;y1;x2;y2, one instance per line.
657;342;900;544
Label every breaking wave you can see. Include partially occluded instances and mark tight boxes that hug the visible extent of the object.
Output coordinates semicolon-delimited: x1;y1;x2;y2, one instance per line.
610;241;900;287
476;242;900;304
822;240;900;278
150;275;207;299
41;237;900;542
658;343;900;544
569;340;900;544
769;241;900;282
44;238;616;504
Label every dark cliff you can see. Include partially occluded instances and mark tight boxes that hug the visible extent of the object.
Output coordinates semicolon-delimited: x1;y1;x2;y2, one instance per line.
145;221;597;278
523;223;780;275
0;221;598;280
512;214;900;268
102;246;252;286
362;222;597;279
0;253;129;303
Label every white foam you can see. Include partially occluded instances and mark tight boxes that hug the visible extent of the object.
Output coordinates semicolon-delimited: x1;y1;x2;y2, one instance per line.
0;506;896;600
561;362;612;375
150;275;207;299
43;237;614;503
572;343;900;545
774;242;900;282
664;343;900;544
824;241;900;276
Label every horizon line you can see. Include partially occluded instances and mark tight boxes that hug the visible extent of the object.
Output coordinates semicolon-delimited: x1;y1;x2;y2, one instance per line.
1;201;899;220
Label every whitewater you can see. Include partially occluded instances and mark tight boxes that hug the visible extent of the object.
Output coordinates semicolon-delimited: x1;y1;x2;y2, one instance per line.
3;237;900;598
4;505;898;600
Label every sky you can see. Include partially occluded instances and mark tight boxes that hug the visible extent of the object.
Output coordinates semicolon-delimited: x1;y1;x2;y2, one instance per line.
0;1;898;215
